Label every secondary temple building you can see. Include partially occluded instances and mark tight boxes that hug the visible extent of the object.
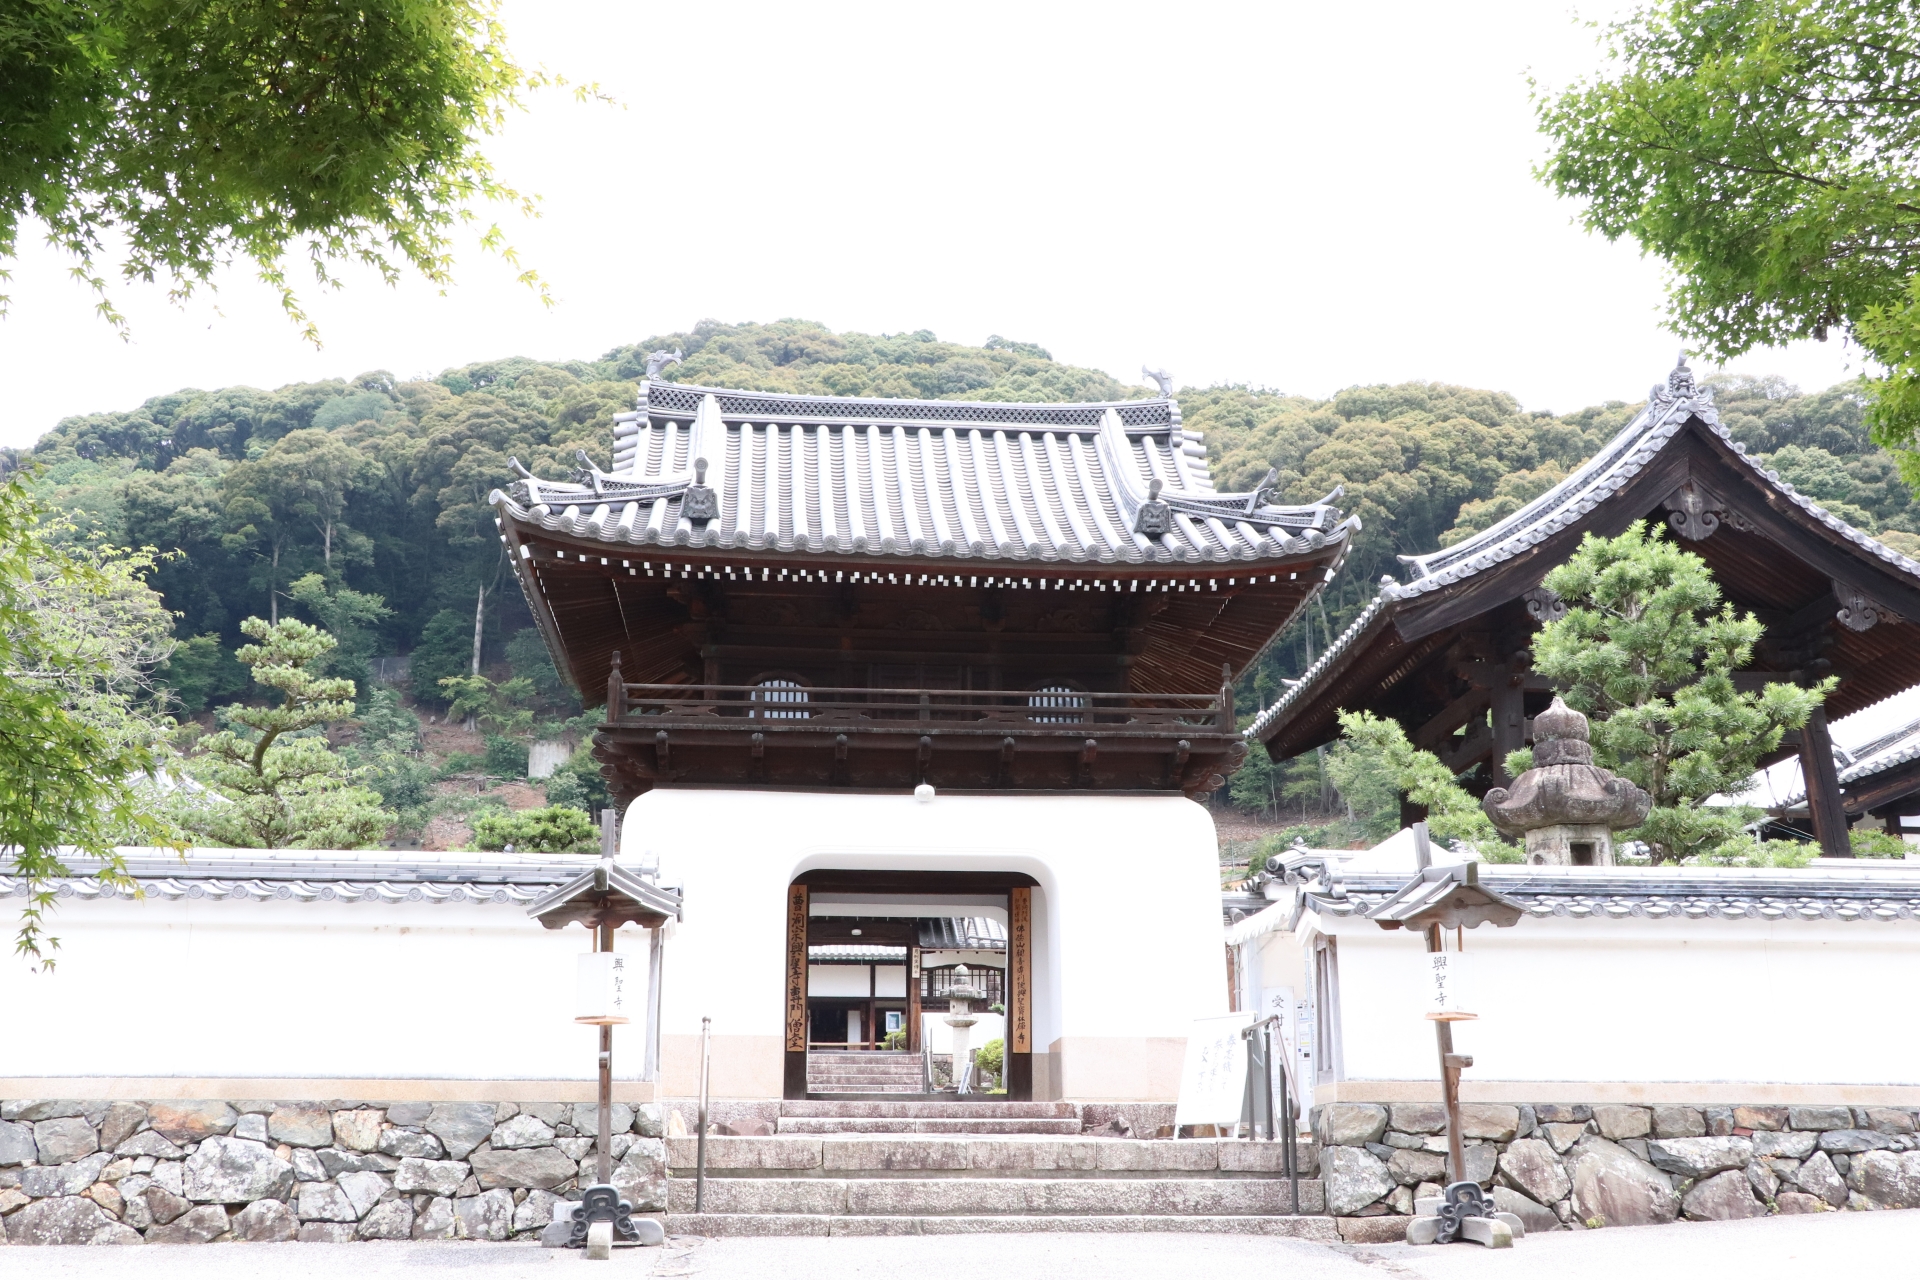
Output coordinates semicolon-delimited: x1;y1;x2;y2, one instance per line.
493;372;1358;1100
1248;360;1920;857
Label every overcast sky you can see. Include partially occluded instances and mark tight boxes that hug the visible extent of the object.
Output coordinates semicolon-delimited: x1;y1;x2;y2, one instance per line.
0;0;1866;451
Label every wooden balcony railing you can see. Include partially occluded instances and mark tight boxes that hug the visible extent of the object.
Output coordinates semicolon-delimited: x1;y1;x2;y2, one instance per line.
604;679;1233;733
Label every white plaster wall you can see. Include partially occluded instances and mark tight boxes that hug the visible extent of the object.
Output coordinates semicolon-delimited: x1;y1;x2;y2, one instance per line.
632;787;1225;1058
807;965;872;997
1316;913;1920;1086
0;897;612;1079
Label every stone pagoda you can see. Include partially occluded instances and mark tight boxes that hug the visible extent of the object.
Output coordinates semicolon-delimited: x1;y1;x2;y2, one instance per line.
1481;697;1650;866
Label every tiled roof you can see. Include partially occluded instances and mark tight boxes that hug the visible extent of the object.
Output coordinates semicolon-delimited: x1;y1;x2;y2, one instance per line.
1781;715;1920;806
808;944;910;962
1245;359;1920;743
493;380;1356;566
916;916;1008;950
4;847;594;906
1288;867;1920;926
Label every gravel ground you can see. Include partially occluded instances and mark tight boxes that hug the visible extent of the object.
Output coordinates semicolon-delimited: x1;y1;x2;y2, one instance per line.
2;1211;1915;1280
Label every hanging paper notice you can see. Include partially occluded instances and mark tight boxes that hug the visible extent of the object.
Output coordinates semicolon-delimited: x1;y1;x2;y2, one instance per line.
1423;951;1475;1021
577;952;633;1024
1174;1012;1256;1128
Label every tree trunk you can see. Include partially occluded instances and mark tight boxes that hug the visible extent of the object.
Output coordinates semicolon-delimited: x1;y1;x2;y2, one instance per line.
466;584;488;732
323;520;332;566
269;539;282;624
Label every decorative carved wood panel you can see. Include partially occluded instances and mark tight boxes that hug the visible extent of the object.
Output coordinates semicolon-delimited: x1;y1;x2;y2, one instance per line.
1009;886;1032;1054
784;883;809;1052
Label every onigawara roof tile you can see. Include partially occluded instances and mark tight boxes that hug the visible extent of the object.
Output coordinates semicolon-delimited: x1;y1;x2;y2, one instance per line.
491;378;1357;566
1245;359;1920;743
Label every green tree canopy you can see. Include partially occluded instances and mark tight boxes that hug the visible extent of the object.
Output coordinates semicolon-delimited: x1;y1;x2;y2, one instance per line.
0;476;175;962
1535;1;1920;486
2;0;551;337
180;617;391;849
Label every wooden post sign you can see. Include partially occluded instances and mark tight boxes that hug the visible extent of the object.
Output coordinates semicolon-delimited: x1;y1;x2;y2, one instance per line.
1423;952;1475;1022
784;883;809;1053
1009;886;1032;1054
576;952;633;1025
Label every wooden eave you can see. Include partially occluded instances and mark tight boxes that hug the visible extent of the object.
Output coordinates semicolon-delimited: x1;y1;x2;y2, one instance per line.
1254;413;1920;766
499;509;1348;704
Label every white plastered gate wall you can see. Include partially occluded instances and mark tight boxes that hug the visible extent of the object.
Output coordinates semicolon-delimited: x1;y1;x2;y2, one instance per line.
631;788;1227;1100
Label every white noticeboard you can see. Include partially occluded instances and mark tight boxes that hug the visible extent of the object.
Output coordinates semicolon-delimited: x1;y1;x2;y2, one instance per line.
576;952;634;1024
1174;1012;1256;1128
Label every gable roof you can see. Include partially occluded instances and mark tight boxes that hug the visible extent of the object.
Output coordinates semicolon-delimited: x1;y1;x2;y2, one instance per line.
493;379;1356;567
1249;359;1920;752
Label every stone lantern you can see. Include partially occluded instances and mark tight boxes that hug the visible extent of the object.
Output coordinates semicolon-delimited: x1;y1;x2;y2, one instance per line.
1482;697;1650;866
944;964;986;1094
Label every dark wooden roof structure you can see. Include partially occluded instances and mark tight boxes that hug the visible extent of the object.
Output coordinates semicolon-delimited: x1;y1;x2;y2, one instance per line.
1248;359;1920;857
494;375;1358;800
1781;714;1920;832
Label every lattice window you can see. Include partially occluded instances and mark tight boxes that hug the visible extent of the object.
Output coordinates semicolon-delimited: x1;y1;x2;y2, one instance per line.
750;678;810;720
1029;685;1086;724
922;966;1004;1004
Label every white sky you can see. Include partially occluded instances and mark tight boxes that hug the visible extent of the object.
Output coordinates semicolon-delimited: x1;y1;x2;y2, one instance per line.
0;0;1867;451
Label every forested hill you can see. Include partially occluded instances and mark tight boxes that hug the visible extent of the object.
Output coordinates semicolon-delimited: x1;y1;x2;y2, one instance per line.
17;319;1920;715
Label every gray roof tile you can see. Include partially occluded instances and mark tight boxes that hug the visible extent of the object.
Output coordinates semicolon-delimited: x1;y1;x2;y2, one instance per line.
494;381;1357;566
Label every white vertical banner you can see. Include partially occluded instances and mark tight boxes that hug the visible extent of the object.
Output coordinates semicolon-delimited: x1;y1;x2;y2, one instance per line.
577;952;634;1024
1423;951;1473;1020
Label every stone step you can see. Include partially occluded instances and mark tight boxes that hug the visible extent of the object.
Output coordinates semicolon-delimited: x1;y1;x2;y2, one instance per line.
670;1135;1318;1176
777;1117;1084;1135
780;1100;1078;1119
668;1176;1326;1216
667;1213;1337;1238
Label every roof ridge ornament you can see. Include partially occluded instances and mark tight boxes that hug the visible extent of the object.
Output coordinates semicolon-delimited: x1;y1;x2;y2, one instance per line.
683;458;718;523
645;350;684;381
1142;366;1174;398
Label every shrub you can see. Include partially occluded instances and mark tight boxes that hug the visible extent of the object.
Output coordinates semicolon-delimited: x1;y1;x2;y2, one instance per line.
974;1036;1004;1078
484;734;529;778
882;1029;908;1051
1852;828;1911;859
470;805;598;853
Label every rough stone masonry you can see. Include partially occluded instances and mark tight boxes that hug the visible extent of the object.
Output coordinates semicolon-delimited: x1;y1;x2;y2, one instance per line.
1312;1099;1920;1235
0;1099;667;1246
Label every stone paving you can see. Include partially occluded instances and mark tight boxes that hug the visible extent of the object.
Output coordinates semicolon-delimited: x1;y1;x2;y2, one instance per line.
0;1211;1916;1279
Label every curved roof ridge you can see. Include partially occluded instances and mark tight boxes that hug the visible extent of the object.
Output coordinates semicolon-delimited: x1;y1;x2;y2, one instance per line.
644;378;1172;416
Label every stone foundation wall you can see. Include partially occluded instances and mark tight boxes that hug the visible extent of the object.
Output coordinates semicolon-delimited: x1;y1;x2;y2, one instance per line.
0;1099;667;1246
1311;1100;1920;1234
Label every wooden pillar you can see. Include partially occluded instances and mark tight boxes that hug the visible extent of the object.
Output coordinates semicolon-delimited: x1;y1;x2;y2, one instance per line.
907;944;922;1054
1801;708;1851;858
1490;680;1525;786
784;882;809;1098
1007;886;1033;1101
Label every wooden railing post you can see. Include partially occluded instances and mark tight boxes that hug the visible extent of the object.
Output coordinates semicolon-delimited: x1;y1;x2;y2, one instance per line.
1219;661;1235;730
606;650;624;721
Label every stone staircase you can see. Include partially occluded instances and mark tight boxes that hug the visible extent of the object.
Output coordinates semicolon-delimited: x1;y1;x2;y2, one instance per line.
805;1050;926;1095
780;1100;1084;1135
667;1101;1328;1237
